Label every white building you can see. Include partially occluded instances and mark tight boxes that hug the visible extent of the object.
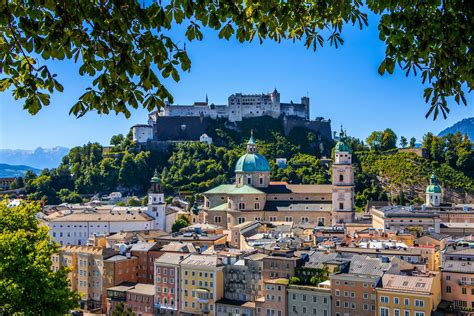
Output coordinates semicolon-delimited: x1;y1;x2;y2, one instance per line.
150;89;310;123
44;207;154;246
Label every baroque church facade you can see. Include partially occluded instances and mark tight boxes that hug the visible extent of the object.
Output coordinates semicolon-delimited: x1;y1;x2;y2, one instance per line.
202;132;355;228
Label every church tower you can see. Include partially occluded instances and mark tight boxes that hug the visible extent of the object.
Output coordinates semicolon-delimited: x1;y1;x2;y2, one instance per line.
331;129;355;225
146;169;166;231
425;173;442;207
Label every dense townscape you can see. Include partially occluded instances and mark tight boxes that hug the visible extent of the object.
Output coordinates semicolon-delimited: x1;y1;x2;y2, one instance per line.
3;123;474;316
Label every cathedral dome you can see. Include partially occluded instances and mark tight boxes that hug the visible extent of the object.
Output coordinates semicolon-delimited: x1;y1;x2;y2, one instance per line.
235;132;271;173
235;153;271;172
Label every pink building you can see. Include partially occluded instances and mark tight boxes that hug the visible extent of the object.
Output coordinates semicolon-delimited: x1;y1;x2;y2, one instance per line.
107;283;154;316
256;279;289;316
442;260;474;311
154;253;190;315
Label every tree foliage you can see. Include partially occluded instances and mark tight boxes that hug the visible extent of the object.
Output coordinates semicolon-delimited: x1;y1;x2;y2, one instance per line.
172;214;191;233
0;199;79;314
1;1;471;118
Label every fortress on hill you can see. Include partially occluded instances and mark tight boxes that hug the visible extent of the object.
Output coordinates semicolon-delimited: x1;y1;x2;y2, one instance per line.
131;90;332;145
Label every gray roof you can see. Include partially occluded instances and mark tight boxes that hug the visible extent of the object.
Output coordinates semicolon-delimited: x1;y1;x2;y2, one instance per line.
442;260;474;273
349;255;391;276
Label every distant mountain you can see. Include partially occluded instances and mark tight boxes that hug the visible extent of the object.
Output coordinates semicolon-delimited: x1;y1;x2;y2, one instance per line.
0;146;69;169
439;117;474;140
0;163;41;178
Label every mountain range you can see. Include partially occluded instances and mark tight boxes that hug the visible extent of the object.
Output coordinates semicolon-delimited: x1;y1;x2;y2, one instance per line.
0;146;69;169
0;163;41;178
439;117;474;140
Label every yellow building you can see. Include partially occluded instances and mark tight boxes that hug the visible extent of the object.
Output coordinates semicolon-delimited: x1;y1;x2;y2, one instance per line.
51;245;114;311
180;254;224;315
376;273;441;316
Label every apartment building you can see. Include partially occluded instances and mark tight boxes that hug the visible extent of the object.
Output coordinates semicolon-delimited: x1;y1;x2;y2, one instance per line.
256;279;289;316
180;255;224;315
376;273;441;316
52;245;114;311
331;273;379;316
154;252;190;315
130;242;163;284
102;254;138;311
107;283;155;316
262;250;302;280
287;283;331;316
441;243;474;312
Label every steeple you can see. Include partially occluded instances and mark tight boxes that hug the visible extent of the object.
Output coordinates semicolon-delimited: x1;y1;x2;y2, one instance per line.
247;130;257;153
149;169;162;193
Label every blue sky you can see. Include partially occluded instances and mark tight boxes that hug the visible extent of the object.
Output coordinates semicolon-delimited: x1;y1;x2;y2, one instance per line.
0;14;472;150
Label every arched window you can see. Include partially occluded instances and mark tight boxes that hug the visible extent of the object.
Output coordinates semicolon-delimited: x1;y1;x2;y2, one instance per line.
339;174;344;182
247;177;252;185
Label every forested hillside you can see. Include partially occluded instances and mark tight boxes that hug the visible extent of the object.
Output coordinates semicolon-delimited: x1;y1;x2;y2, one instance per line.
6;118;473;209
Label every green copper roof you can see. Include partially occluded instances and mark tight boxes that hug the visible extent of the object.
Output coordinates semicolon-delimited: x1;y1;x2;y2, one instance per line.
334;140;352;153
204;184;236;194
426;173;441;193
209;203;228;211
204;184;264;195
235;153;271;172
151;169;161;183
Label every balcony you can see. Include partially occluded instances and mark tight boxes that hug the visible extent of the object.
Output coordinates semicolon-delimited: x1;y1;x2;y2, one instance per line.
194;288;212;304
459;280;474;286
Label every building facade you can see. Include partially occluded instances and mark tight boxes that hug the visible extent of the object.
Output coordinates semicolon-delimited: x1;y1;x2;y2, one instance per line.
202;132;355;229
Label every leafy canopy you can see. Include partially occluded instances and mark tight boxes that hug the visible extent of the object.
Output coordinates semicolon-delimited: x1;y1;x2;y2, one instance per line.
1;0;471;118
0;199;79;314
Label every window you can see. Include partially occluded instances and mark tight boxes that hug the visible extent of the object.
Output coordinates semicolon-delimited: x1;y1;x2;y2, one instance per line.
285;216;293;222
404;311;410;316
380;307;390;316
247;177;252;185
339;202;344;210
446;286;452;293
363;293;369;299
462;287;467;294
415;300;424;307
446;275;451;280
335;290;340;296
214;216;222;223
404;298;410;306
394;297;399;304
238;217;246;224
394;309;400;316
339;174;344;182
270;216;277;221
259;177;264;185
414;313;425;316
239;203;245;210
380;296;389;303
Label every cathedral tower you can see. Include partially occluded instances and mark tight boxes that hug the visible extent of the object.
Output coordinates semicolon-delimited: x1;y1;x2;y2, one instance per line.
425;173;442;207
331;129;355;224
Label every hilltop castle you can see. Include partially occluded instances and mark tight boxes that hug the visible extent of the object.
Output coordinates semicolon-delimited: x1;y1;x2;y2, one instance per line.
131;90;331;145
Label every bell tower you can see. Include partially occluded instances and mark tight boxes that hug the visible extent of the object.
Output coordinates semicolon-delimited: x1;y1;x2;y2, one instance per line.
425;173;442;207
146;169;166;231
331;128;355;225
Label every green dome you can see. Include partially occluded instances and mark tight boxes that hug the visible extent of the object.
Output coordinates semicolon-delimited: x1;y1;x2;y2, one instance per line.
426;185;441;194
426;173;441;193
235;153;271;172
150;169;161;183
335;141;352;153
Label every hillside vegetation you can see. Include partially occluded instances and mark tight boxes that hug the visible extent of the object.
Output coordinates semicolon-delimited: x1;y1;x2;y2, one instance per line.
4;117;473;208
